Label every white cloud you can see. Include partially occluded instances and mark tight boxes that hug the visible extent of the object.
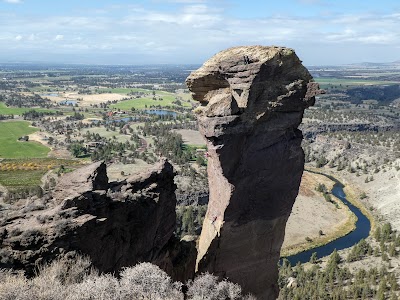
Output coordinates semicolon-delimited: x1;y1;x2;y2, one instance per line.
121;4;221;27
325;29;356;42
1;3;399;64
112;35;138;41
156;0;207;3
3;0;22;3
358;34;397;44
298;0;322;4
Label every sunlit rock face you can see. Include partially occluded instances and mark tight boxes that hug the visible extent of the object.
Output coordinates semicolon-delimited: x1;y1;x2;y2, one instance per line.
186;46;318;299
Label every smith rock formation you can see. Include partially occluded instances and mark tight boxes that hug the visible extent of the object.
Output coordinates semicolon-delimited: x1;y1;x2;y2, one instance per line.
186;46;319;299
0;159;196;282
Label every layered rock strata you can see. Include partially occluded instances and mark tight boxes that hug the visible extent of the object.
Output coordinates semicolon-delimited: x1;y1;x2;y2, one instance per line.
0;160;196;281
186;46;319;299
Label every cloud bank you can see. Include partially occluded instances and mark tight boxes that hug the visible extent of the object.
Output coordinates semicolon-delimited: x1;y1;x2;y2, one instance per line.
0;2;399;65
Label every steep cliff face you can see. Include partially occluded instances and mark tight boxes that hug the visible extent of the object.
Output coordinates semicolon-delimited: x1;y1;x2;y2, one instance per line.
0;160;196;281
186;46;319;299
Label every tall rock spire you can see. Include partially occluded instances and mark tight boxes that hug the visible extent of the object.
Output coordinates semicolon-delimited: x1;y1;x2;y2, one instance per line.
186;46;319;299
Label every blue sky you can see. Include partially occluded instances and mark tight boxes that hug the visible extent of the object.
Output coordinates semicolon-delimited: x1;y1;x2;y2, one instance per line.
0;0;399;65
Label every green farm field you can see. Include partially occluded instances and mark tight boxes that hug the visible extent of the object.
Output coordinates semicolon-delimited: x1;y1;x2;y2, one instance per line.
111;95;191;110
315;77;399;89
0;102;56;115
97;88;156;94
0;121;50;158
83;127;132;143
0;158;82;189
0;169;47;189
99;87;192;110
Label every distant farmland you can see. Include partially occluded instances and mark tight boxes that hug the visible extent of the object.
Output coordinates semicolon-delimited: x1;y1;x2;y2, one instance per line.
0;102;55;115
315;77;399;89
111;95;191;110
0;121;50;158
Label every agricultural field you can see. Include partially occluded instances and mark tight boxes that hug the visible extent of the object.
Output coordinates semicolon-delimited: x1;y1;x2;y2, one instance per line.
96;88;155;94
0;65;200;198
111;97;167;110
174;129;205;147
314;77;400;89
84;127;132;143
0;102;55;115
111;95;191;110
0;121;50;158
0;158;82;190
0;169;47;190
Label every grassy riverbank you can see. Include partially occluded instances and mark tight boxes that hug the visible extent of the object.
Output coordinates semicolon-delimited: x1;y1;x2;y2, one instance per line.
342;181;376;233
281;193;357;257
309;167;376;234
281;168;373;258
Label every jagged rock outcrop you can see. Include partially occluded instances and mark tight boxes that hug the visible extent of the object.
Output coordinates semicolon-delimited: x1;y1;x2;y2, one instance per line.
0;159;196;281
186;46;319;299
52;161;109;204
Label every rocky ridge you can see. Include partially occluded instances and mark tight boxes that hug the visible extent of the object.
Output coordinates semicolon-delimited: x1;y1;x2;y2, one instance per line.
0;159;195;281
186;45;319;299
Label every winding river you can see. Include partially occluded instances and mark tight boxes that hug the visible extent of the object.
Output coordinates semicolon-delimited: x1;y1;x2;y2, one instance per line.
283;181;371;265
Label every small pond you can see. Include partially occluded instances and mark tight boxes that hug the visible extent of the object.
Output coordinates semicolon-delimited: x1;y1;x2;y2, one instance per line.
144;109;177;117
59;100;77;106
41;93;59;97
105;117;136;124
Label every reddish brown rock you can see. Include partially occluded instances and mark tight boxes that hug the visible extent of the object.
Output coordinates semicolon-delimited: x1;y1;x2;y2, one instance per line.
186;46;318;299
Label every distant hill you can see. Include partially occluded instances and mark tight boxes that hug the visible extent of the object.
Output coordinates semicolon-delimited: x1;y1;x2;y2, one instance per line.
345;84;400;104
347;60;400;68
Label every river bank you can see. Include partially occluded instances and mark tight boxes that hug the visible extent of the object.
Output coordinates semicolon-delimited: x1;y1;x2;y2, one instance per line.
308;167;376;233
285;182;371;264
281;168;374;260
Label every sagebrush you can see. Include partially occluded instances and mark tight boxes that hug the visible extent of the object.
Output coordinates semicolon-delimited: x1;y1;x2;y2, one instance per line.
0;257;254;300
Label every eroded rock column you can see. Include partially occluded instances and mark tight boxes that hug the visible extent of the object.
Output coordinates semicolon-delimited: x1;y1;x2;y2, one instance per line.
186;46;319;299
